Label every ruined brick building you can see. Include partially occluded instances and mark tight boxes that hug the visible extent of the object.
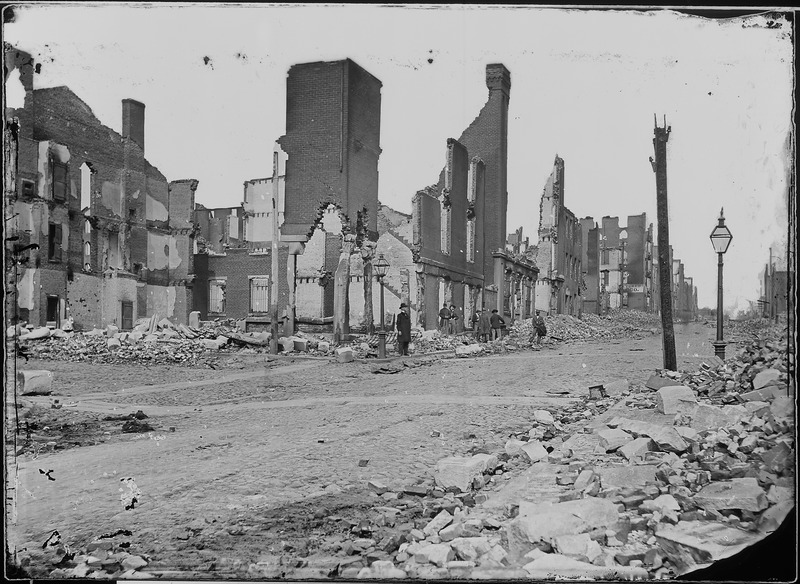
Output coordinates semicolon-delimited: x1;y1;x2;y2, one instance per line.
193;61;538;333
406;64;538;329
533;156;583;316
4;48;196;330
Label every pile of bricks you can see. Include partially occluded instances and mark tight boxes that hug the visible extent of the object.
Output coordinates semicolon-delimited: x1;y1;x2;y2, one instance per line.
14;530;154;580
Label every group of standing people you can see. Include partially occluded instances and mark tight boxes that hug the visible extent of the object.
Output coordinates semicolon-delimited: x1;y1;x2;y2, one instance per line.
469;308;507;342
394;301;548;356
437;303;465;335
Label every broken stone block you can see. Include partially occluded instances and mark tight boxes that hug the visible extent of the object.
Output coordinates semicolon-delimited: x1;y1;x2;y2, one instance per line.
20;326;51;340
422;510;453;537
766;484;794;504
741;386;781;402
769;396;794;420
188;311;200;328
646;426;689;453
439;522;464;542
107;324;119;337
533;410;554;425
618;437;654;461
656;385;697;415
506;498;619;560
674;426;698;443
655;520;761;575
293;338;308;352
414;543;455;567
687;403;748;432
121;556;148;571
17;370;53;395
640;494;681;517
753;368;781;389
598;465;657;490
434;455;496;493
552;533;593;560
368;480;389;495
646;375;675;390
757;500;794;534
336;347;355;363
760;442;793;474
504;439;527;457
597;428;633;452
693;478;768;512
573;469;595;492
450;537;490;562
107;337;122;350
367;560;406;578
520;441;548;463
317;341;330;353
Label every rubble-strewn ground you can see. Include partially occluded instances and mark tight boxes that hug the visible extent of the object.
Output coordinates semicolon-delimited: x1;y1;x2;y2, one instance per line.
6;313;795;580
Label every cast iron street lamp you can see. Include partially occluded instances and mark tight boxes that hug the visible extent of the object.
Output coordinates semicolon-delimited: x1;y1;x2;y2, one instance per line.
709;208;733;359
374;253;390;359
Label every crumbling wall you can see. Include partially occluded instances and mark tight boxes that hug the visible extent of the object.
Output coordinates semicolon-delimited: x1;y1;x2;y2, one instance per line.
243;177;283;246
100;272;138;327
67;272;103;330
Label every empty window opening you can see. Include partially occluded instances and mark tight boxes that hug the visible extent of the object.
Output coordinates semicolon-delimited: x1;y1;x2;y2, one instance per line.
52;160;67;201
48;223;63;262
80;162;92;212
46;295;60;328
249;276;270;312
121;301;134;331
209;279;226;313
21;179;35;197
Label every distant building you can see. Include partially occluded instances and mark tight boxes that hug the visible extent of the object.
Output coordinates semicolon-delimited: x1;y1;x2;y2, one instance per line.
533;156;582;316
5;47;196;331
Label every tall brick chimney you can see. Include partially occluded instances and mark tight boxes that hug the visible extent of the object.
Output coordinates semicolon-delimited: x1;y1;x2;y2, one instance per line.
485;63;511;99
122;98;145;152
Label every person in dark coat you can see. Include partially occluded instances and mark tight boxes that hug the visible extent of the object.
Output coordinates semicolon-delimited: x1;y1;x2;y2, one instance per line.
396;302;412;356
490;309;505;340
470;310;481;340
438;303;451;335
478;309;492;342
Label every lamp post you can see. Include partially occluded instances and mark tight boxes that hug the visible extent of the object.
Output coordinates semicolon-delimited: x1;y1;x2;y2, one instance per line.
709;208;733;359
373;253;390;359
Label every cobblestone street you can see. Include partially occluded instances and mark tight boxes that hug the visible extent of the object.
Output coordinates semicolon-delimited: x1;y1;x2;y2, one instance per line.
7;322;747;579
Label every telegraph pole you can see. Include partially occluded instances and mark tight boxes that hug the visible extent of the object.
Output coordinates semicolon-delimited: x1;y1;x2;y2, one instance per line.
270;150;280;354
650;115;677;370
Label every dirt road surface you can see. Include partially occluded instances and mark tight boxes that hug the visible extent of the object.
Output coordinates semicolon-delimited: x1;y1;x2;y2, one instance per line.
8;322;725;578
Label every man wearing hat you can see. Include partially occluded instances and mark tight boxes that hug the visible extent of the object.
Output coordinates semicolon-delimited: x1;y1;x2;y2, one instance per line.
396;302;412;356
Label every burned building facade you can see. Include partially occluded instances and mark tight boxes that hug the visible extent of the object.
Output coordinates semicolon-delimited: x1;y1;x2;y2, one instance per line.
534;156;583;316
408;64;536;329
4;48;196;331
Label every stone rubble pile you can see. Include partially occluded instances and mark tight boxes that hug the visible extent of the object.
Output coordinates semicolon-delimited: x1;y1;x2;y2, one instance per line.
650;336;791;403
704;317;788;343
15;530;154;580
258;344;794;580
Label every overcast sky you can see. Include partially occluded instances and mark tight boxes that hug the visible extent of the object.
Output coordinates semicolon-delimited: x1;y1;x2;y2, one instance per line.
4;4;793;313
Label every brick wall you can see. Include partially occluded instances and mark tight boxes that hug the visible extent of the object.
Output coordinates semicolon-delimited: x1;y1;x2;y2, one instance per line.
278;59;381;240
195;248;289;321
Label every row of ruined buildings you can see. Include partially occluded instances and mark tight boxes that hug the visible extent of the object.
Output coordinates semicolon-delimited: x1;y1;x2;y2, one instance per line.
3;46;697;336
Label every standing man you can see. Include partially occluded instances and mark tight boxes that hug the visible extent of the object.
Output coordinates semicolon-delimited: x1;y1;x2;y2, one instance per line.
470;309;481;340
449;304;462;334
438;303;451;335
490;309;505;341
396;302;411;356
479;308;492;342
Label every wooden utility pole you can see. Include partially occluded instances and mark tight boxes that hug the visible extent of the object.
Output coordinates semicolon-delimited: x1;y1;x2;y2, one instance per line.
270;150;280;354
650;115;677;370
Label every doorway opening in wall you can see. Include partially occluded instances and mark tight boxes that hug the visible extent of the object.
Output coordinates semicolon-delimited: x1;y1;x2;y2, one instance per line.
121;301;133;331
46;295;60;328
